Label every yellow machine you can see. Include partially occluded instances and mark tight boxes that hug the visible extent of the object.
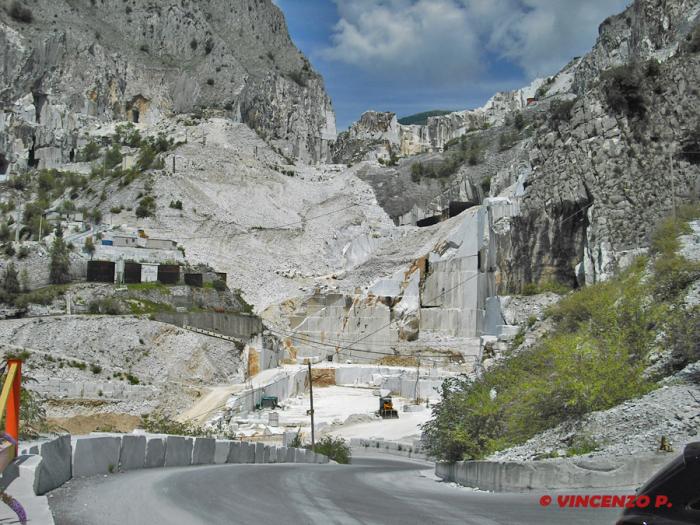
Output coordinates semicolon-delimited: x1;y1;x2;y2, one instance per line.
378;396;399;419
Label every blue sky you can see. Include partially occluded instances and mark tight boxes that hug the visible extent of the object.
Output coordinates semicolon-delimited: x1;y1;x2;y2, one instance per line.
274;0;628;130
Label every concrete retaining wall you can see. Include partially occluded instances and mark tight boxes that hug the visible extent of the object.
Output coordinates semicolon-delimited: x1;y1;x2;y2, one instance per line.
13;432;329;506
435;454;675;492
155;311;262;340
226;368;308;415
72;436;121;477
352;438;428;460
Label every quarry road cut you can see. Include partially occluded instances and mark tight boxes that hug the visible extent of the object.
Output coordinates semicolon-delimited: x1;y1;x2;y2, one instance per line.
49;451;624;524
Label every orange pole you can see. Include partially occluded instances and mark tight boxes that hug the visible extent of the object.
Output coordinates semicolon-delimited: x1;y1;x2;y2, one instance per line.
5;359;22;453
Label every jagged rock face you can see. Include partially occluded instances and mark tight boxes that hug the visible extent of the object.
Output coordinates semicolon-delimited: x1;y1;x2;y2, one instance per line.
497;1;700;291
0;0;335;166
339;81;549;161
574;0;700;92
332;111;400;164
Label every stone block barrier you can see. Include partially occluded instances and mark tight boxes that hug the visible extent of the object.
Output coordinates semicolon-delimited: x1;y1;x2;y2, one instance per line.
351;438;428;460
434;454;674;492
12;432;329;501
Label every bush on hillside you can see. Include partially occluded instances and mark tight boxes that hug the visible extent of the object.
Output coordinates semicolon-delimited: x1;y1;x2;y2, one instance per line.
549;99;576;124
135;195;156;218
601;65;647;119
311;436;351;464
423;203;700;461
78;141;101;162
141;413;212;437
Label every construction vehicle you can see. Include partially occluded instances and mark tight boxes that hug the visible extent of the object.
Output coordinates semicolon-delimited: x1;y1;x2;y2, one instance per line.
378;396;399;419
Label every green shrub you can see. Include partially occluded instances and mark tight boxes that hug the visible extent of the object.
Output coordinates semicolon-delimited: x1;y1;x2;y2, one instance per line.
424;255;659;461
49;225;71;284
212;279;227;292
645;59;661;78
549;99;576;124
601;65;647;119
2;262;20;301
289;429;303;448
105;143;123;169
17;245;29;259
514;112;525;130
410;162;424;183
169;200;183;210
78;141;101;162
522;280;571;296
115;123;142;147
90;363;103;375
12;285;68;308
141;412;212;437
498;131;519;151
480;177;491;195
135;195;156;218
566;434;599;457
312;436;351;464
649;209;700;301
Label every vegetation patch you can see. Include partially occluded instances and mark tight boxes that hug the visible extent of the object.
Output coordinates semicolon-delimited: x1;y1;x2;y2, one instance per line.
424;208;700;462
310;436;351;464
126;298;175;315
601;64;647;120
141;413;213;437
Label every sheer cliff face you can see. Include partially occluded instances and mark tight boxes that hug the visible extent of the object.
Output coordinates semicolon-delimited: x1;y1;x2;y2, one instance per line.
497;0;700;291
0;0;335;164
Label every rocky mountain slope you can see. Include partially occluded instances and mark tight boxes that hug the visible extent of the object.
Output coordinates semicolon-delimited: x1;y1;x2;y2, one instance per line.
0;0;698;446
340;0;700;292
0;0;335;166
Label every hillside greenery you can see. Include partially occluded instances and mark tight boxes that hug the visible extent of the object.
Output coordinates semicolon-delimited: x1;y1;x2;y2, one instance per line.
1;124;176;242
423;205;700;462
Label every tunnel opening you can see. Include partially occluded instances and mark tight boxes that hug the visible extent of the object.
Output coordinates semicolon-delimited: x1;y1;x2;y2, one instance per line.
131;108;140;123
27;136;39;168
32;91;48;124
69;148;75;162
416;215;442;228
448;201;477;218
0;153;8;175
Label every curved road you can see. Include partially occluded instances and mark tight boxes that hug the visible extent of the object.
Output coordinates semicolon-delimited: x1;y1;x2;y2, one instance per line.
50;452;624;524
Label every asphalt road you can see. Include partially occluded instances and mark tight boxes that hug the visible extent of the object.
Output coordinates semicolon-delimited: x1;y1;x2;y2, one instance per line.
50;452;625;525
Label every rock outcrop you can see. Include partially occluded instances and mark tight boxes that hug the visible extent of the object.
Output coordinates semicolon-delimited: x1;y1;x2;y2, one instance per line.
0;0;336;167
498;0;700;290
332;111;400;164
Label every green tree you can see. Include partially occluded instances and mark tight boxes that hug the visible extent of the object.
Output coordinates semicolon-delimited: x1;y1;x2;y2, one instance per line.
84;237;96;258
514;112;525;130
105;143;123;170
49;225;71;284
3;262;20;299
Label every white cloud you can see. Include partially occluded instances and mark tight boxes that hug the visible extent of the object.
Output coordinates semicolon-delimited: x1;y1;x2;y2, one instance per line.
322;0;627;83
321;0;482;84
